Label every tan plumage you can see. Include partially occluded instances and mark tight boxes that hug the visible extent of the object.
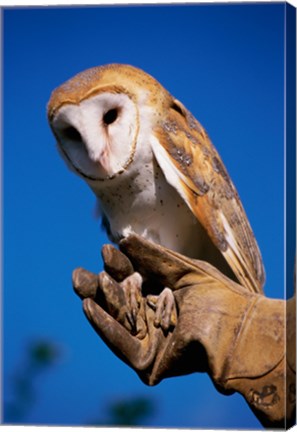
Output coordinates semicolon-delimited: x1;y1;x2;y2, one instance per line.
48;64;265;294
151;98;265;293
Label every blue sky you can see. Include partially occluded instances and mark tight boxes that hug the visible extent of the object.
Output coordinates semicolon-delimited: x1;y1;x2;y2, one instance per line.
2;3;289;429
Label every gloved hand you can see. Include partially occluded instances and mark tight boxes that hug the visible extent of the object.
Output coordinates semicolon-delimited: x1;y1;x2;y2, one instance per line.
73;234;295;429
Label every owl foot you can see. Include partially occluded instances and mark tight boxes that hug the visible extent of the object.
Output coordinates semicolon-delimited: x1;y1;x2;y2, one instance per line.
121;272;143;330
147;287;177;332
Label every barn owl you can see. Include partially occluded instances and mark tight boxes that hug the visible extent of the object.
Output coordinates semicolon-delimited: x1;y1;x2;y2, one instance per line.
48;64;265;330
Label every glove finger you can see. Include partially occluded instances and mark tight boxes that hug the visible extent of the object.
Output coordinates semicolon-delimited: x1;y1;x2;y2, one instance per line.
101;244;134;282
83;298;145;369
98;271;127;321
120;234;210;288
120;234;235;290
72;268;99;299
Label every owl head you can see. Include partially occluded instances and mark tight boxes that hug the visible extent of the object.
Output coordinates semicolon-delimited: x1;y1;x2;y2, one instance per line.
47;64;174;182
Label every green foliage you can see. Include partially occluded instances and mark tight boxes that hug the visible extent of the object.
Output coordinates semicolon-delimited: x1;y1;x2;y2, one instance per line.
107;396;155;426
4;339;156;426
28;341;60;368
4;339;61;423
90;396;155;426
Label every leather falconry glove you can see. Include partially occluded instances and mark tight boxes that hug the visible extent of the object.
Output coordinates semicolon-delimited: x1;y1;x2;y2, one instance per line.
73;234;296;429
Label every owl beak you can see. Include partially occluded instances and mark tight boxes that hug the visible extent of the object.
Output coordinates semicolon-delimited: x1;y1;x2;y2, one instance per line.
80;130;111;174
98;148;112;173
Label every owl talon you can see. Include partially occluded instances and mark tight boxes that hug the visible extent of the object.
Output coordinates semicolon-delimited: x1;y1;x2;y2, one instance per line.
147;287;177;332
121;272;143;330
125;310;134;329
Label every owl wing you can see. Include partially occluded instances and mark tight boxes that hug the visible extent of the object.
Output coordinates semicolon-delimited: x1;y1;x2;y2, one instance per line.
151;99;265;294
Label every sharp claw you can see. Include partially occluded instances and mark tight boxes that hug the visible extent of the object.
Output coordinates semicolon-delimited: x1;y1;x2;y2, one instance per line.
130;289;140;322
131;307;138;323
147;295;158;310
126;310;135;329
121;272;143;331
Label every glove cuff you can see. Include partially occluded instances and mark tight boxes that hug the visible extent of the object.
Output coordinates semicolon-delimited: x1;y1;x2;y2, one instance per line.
213;295;295;427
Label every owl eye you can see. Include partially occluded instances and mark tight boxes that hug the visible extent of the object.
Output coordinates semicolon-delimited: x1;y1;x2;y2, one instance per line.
63;126;81;141
103;108;118;125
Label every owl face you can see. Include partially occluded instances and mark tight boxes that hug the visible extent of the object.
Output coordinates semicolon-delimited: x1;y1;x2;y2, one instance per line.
49;91;139;181
48;64;170;183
